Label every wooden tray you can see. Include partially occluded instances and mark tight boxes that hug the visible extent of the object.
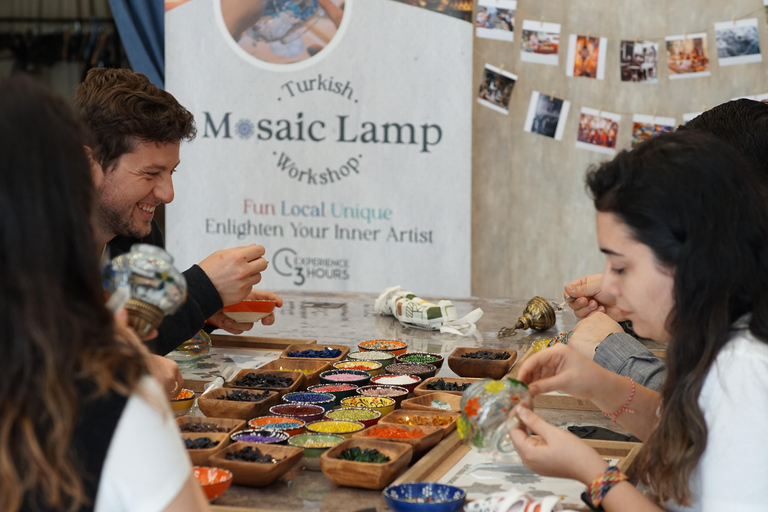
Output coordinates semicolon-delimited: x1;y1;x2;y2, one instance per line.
320;438;413;490
507;347;600;412
210;334;316;350
447;347;517;379
257;359;332;388
413;377;480;397
182;432;230;466
226;369;305;396
392;433;641;488
198;388;280;420
379;409;459;439
401;392;462;413
352;423;443;456
279;343;350;364
208;442;304;487
177;416;246;435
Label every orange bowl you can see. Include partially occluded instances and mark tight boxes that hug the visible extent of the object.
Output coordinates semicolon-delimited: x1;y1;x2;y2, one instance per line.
221;300;277;323
193;466;233;501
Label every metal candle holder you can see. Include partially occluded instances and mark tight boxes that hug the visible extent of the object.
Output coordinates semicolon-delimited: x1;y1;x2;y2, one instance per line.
498;296;557;338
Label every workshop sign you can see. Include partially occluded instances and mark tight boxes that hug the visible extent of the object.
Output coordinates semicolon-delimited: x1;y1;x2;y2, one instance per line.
165;0;472;295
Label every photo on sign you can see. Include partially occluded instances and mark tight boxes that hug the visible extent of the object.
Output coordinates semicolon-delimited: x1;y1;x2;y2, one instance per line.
476;0;516;42
221;0;346;65
631;114;676;148
620;40;658;83
566;34;607;79
388;0;472;21
524;91;570;140
520;20;561;66
477;64;518;114
666;33;710;79
576;107;620;155
715;19;762;66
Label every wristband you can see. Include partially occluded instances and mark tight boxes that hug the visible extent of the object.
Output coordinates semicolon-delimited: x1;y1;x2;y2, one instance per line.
585;466;628;509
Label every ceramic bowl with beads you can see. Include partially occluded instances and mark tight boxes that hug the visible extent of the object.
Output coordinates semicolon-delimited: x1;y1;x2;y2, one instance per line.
305;419;365;439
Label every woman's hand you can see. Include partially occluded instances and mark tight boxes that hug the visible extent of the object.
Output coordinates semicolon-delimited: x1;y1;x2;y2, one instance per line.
509;406;607;484
517;344;603;400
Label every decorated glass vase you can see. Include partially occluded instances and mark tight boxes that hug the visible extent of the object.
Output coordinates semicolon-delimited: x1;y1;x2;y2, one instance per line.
457;377;530;453
103;244;187;336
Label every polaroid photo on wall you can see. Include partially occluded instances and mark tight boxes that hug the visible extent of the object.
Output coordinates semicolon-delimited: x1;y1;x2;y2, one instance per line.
576;107;621;155
666;33;711;79
619;40;659;83
476;0;516;42
520;20;561;66
716;19;762;67
682;112;702;123
631;114;676;148
523;91;571;140
566;34;607;79
477;64;518;114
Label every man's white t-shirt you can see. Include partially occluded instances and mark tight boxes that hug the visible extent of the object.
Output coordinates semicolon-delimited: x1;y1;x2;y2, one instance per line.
94;376;191;512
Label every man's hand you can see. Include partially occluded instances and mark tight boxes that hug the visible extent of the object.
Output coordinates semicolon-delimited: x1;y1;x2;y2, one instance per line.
564;273;627;322
199;245;268;306
568;312;624;359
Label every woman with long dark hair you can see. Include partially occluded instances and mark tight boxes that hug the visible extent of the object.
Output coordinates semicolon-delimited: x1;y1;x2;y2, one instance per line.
510;130;768;510
0;77;209;511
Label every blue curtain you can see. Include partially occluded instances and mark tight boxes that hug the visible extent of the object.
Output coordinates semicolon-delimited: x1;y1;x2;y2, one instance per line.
108;0;165;88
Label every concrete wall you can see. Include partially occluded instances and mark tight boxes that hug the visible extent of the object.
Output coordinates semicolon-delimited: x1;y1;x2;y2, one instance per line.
472;0;767;299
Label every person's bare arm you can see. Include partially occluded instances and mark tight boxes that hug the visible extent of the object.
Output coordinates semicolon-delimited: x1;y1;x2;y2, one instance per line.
162;474;211;512
221;0;267;40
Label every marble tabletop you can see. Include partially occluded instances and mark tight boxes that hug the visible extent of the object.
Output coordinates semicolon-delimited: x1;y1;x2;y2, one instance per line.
176;291;653;512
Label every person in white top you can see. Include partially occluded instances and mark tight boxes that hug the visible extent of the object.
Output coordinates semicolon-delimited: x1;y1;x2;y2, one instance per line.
507;131;768;511
0;77;209;512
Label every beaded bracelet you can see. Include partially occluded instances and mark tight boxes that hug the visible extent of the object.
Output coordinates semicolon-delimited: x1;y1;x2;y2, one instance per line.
585;466;628;509
602;376;635;426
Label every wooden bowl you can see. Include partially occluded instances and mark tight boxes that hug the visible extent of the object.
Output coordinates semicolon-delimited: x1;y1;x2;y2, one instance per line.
340;396;396;417
385;362;438;381
334;360;384;376
279;344;350;364
320;438;413;489
319;369;371;388
352;423;443;456
371;374;422;393
378;409;460;439
257;359;332;387
226;369;305;397
356;385;409;408
198;388;280;420
306;419;365;439
177;416;245;435
324;407;381;428
182;432;230;466
395;352;445;371
401;392;462;413
359;340;408;356
413;377;481;397
247;416;306;437
447;347;517;379
208;442;303;487
193;466;233;501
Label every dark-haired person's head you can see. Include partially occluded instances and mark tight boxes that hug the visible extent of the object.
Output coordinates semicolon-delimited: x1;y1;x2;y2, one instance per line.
74;68;196;245
586;130;768;505
0;76;147;512
678;98;768;178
